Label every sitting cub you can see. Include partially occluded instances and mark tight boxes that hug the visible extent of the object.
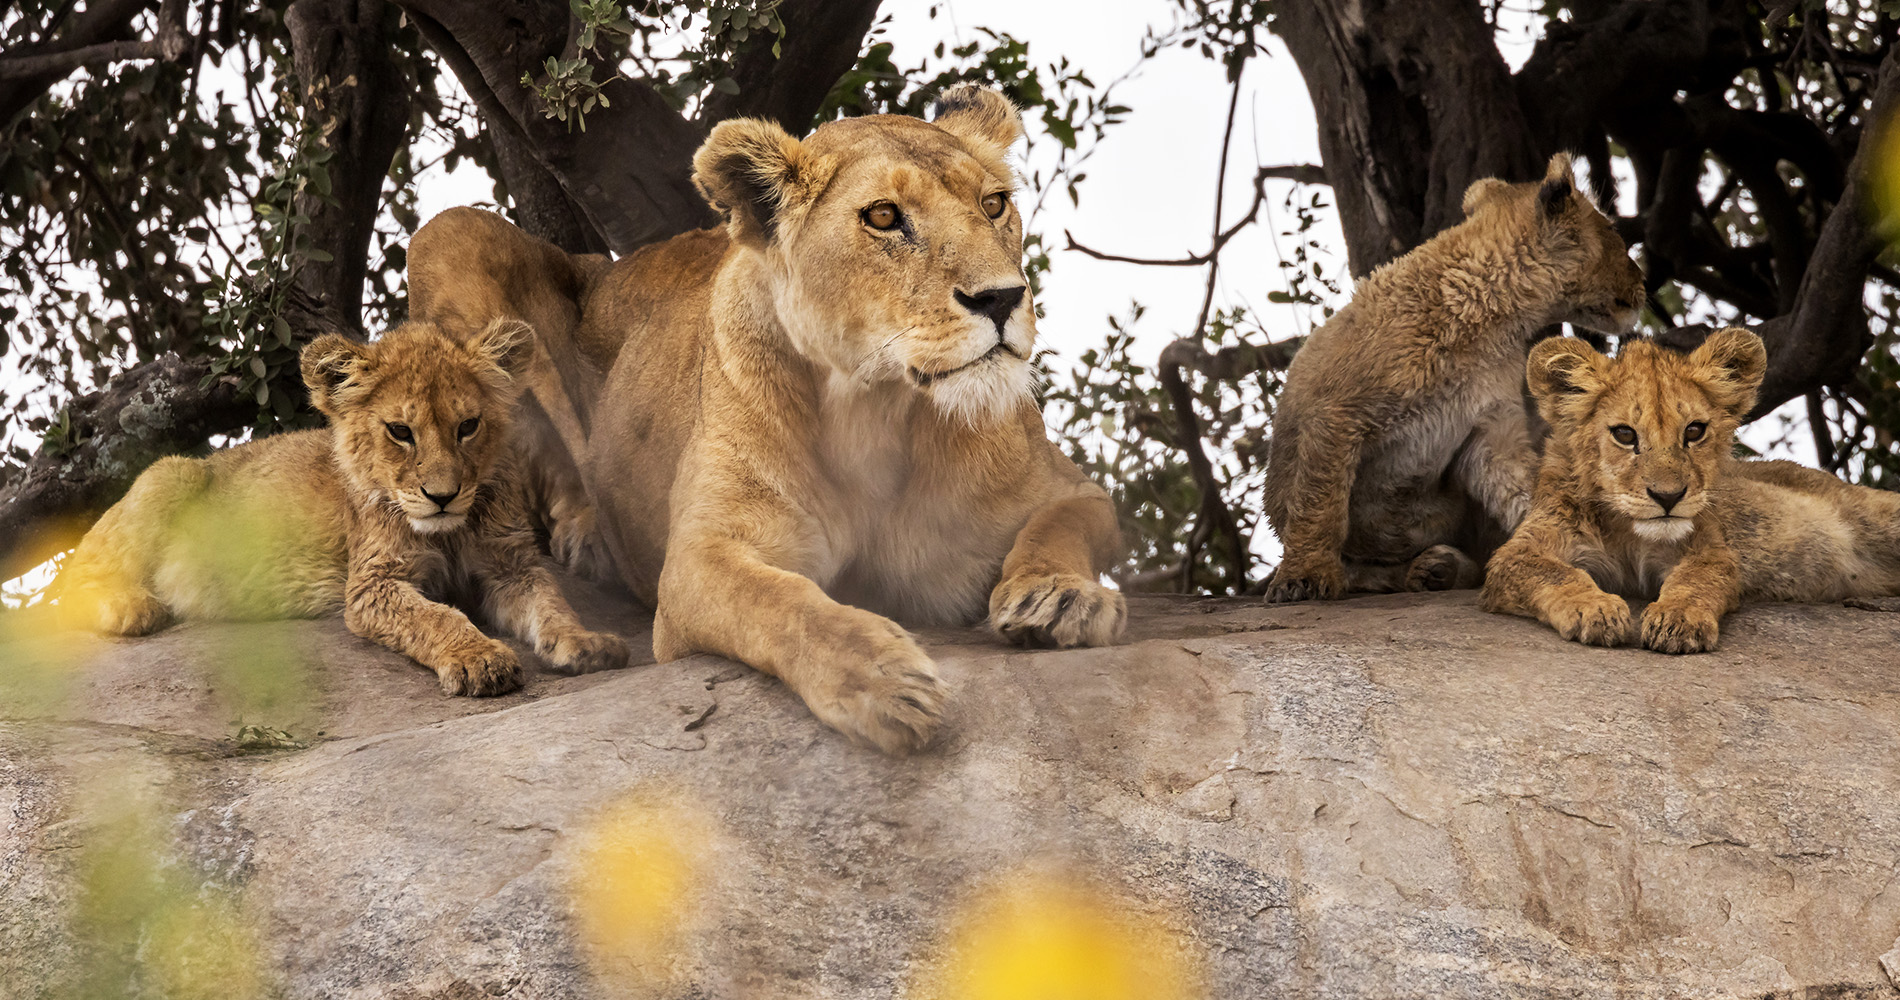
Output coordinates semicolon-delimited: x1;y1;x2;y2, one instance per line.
1263;153;1645;602
1482;328;1900;652
56;320;630;694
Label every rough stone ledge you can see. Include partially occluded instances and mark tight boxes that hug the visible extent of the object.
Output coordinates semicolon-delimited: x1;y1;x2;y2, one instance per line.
4;584;1899;998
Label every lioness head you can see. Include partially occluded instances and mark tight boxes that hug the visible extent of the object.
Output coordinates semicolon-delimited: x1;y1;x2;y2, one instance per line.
1460;153;1646;335
1527;327;1766;542
301;319;534;533
692;84;1034;424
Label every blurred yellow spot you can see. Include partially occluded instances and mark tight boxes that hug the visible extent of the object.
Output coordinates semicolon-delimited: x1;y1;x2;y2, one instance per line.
571;791;713;988
1869;112;1900;240
923;872;1201;1000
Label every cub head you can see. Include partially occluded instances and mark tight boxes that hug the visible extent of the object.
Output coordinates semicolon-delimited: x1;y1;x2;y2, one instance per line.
692;84;1034;425
1460;153;1645;335
1526;327;1767;543
301;319;534;533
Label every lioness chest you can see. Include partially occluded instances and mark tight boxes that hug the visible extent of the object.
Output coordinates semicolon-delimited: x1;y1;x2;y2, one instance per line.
803;380;1022;626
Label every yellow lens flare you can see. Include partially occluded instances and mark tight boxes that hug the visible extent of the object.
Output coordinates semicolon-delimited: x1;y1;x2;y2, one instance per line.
921;871;1202;1000
1870;111;1900;241
570;791;715;991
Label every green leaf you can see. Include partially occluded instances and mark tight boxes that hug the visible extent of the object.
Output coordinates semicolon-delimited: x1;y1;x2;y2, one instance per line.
712;77;740;95
249;356;267;378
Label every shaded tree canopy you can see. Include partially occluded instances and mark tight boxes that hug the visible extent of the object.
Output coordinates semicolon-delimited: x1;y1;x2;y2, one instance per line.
2;0;1897;596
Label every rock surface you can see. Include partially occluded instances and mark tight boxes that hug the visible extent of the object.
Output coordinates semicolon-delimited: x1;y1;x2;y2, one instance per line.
4;580;1900;999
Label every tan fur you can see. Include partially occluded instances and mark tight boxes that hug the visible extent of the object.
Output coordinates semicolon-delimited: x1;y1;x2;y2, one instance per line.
1262;153;1646;602
407;86;1125;753
1482;328;1900;652
57;321;630;694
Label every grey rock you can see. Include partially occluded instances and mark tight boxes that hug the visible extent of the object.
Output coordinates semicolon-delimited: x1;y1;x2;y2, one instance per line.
4;584;1899;998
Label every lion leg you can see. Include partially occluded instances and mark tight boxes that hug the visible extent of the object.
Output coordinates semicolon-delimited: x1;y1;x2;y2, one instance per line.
1264;416;1364;603
61;456;210;636
345;560;521;697
1481;526;1633;647
988;491;1126;648
480;540;630;676
655;535;944;755
1402;544;1483;592
1452;401;1538;532
1641;531;1741;654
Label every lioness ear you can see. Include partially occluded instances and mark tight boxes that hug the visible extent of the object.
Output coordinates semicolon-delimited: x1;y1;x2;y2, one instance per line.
931;84;1023;156
1688;326;1767;416
1462;177;1510;217
693;117;813;247
1527;335;1608;424
466;318;536;383
300;333;373;417
1539;152;1576;219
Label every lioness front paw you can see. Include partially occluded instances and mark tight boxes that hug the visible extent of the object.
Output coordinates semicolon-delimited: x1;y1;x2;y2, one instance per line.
1264;556;1347;603
542;629;632;675
988;572;1126;648
95;590;172;637
1546;590;1633;647
802;620;945;755
437;640;522;697
1641;602;1720;654
1403;544;1480;592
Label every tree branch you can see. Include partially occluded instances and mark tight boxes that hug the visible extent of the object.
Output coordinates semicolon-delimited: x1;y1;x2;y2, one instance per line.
697;0;884;135
0;39;167;81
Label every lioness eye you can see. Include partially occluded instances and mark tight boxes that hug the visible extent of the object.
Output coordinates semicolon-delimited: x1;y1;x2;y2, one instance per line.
1683;421;1707;444
386;423;413;444
458;416;481;439
981;192;1007;219
1610;425;1638;447
862;202;901;231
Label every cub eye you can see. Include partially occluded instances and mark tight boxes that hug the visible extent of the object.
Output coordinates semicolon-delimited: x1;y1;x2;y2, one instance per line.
1610;425;1638;447
1683;420;1707;444
386;423;413;445
862;202;901;231
458;416;481;439
981;192;1008;219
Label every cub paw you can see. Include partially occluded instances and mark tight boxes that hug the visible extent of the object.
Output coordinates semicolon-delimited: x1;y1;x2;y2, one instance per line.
1264;556;1347;604
95;590;172;637
551;506;616;583
988;572;1126;648
1641;602;1720;654
1403;545;1480;592
1547;590;1633;647
802;620;945;755
437;640;523;697
542;629;632;675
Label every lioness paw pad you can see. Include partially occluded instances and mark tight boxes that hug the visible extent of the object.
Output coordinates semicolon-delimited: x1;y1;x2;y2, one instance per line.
438;640;522;697
1641;603;1719;654
989;573;1126;648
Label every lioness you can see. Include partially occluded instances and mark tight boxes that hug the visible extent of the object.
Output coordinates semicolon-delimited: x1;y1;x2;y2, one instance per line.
1262;153;1645;602
408;86;1124;752
57;320;630;694
1483;328;1900;652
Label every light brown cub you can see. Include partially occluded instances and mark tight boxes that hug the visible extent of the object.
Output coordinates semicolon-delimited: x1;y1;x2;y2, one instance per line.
1263;153;1645;602
56;320;630;694
1482;328;1900;652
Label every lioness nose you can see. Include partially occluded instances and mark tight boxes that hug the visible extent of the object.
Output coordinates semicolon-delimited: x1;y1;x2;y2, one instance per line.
1647;486;1686;513
955;285;1026;334
422;487;458;510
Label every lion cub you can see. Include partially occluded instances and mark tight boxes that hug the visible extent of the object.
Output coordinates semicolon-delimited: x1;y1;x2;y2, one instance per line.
1263;153;1645;602
1483;328;1900;653
56;320;630;695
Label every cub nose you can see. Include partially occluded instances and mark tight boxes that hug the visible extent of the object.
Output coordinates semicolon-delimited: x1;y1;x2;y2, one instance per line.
422;487;458;510
954;285;1026;334
1646;486;1686;514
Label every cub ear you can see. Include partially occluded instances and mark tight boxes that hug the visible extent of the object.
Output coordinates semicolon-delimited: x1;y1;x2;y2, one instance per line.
466;317;536;383
300;333;373;416
693;117;817;247
1688;326;1767;416
1538;152;1576;219
932;84;1024;156
1527;335;1609;424
1461;177;1510;217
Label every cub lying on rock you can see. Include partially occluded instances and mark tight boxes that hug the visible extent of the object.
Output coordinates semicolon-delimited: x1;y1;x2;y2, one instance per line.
1482;328;1900;652
1263;153;1645;603
57;320;630;695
